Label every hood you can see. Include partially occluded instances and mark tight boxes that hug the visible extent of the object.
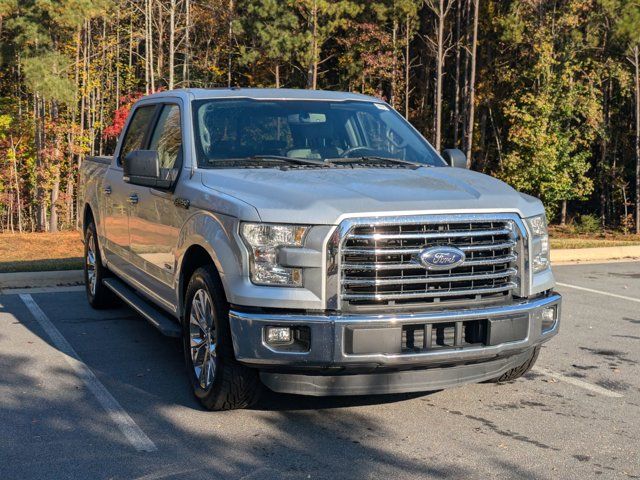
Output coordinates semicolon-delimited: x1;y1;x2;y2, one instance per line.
200;166;544;224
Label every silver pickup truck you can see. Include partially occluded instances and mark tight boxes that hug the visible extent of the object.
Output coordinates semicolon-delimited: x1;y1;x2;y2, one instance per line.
78;88;561;410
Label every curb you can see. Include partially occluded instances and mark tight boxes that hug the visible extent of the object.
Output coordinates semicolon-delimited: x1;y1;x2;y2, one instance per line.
1;246;639;291
550;245;640;264
0;270;84;292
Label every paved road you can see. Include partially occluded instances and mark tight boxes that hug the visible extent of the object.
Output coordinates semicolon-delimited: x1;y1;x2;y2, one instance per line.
1;262;639;480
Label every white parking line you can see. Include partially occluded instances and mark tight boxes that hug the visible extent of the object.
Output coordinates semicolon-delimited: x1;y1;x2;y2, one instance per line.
19;294;157;452
532;367;623;398
556;282;640;304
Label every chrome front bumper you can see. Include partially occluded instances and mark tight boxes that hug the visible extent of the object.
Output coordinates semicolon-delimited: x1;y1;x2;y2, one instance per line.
229;293;561;370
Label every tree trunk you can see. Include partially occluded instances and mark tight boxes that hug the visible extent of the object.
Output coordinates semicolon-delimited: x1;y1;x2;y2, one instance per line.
228;0;234;87
405;13;410;119
453;0;462;147
183;0;191;86
156;0;164;82
634;45;640;234
275;64;280;88
10;138;23;232
307;0;318;89
128;12;133;69
465;0;479;167
145;0;155;92
560;200;567;226
433;0;445;152
145;0;150;93
169;0;176;89
391;16;398;107
116;8;121;107
49;173;59;233
34;93;47;232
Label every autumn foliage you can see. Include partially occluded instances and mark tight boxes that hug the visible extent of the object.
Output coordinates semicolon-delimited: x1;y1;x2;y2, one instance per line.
0;0;639;233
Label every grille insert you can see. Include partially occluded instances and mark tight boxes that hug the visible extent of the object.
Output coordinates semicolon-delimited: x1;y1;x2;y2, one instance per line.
340;220;520;308
402;320;487;352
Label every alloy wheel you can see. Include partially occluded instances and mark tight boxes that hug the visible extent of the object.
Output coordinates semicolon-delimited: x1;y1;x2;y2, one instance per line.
86;235;97;296
189;288;217;389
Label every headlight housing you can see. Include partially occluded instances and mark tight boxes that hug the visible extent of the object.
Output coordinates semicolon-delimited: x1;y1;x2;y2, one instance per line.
526;214;550;274
240;223;308;286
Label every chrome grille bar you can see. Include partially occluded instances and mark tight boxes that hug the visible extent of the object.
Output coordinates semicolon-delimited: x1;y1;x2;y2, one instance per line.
342;254;518;271
343;283;518;301
337;216;522;310
342;268;517;286
347;228;513;240
342;241;517;255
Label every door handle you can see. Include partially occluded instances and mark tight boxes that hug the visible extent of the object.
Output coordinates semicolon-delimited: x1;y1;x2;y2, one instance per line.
127;193;139;205
103;186;112;195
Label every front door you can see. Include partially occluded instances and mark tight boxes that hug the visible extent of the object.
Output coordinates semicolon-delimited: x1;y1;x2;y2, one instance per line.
127;103;185;305
102;104;157;271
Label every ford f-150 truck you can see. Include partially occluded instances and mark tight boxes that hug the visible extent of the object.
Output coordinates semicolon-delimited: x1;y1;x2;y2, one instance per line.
78;88;561;410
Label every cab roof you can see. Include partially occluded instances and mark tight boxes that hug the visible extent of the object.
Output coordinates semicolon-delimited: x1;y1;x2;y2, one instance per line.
142;88;382;103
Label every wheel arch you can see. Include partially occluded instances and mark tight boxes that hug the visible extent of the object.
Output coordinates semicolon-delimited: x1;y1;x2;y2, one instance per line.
177;243;226;320
175;211;243;319
82;203;94;233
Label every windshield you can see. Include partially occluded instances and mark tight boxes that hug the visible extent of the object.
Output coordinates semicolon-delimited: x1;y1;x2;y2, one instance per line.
192;99;445;168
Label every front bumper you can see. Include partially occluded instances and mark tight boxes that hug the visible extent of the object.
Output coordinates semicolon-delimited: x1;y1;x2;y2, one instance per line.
229;293;561;395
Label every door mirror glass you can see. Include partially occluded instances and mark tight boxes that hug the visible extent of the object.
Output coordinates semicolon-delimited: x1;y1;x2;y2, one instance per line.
442;148;468;169
123;150;172;188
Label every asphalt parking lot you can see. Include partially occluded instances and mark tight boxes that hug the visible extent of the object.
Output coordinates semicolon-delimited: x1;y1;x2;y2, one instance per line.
1;262;639;480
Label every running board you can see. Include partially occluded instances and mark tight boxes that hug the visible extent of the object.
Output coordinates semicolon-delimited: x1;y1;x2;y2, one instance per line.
103;278;182;337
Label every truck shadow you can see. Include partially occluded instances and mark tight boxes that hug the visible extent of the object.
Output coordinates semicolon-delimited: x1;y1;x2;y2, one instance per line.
255;388;432;411
0;292;549;480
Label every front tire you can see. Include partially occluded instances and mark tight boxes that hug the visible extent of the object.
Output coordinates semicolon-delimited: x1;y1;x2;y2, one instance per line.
183;266;261;410
488;347;541;383
84;221;117;309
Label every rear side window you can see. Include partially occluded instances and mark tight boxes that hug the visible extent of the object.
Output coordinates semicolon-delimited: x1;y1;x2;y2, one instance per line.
149;104;183;182
119;105;156;166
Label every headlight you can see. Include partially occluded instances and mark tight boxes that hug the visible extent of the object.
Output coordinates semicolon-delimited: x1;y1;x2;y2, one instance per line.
526;214;550;273
240;223;308;286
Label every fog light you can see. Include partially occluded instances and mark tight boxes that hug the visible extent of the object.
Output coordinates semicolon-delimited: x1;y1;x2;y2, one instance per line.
541;307;556;332
266;326;292;344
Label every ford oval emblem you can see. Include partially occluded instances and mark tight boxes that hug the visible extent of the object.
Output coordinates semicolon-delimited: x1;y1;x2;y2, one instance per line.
418;246;466;271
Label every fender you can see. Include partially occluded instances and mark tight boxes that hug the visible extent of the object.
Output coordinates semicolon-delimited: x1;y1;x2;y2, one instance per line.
174;210;245;314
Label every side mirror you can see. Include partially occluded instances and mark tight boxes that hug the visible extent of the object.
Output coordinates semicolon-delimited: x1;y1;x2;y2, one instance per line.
442;148;468;169
123;150;172;189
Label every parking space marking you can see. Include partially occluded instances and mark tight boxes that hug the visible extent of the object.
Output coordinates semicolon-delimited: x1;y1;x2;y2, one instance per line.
532;367;623;398
1;285;85;295
19;293;157;452
556;282;640;304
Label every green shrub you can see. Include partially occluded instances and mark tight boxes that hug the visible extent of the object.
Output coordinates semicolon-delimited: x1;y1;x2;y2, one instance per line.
575;214;601;234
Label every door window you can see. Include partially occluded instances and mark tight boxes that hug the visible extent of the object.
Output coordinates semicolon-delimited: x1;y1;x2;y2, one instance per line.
119;105;156;166
149;104;183;182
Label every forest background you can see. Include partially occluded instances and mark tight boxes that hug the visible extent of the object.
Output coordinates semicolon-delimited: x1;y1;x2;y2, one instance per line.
1;0;639;236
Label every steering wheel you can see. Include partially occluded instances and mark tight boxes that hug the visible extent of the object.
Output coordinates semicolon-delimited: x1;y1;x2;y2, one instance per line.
340;146;380;158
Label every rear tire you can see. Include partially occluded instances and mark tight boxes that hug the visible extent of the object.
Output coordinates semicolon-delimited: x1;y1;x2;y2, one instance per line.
488;347;541;383
183;265;261;410
84;221;118;309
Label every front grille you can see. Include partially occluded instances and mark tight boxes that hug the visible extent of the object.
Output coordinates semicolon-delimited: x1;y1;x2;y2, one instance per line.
340;219;520;309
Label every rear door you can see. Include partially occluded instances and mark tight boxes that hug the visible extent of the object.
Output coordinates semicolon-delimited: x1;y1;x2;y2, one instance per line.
102;104;157;271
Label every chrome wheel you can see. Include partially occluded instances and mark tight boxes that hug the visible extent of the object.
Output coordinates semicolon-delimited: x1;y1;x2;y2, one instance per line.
86;234;97;296
189;288;217;389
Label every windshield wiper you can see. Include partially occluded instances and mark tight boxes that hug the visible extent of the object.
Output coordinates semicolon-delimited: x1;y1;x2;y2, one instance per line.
204;155;330;169
247;155;329;167
325;156;423;169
